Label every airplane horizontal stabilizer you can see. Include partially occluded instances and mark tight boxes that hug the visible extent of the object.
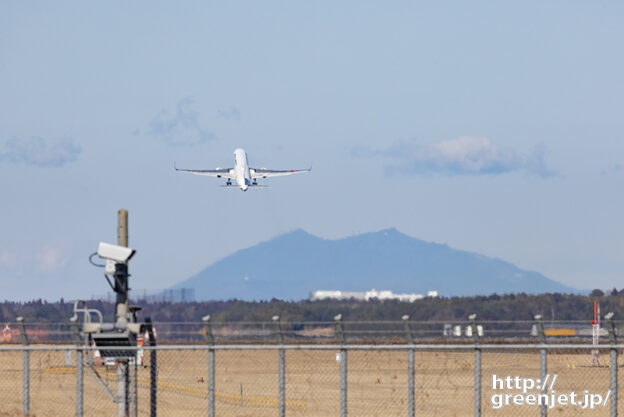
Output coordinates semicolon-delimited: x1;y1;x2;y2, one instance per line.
219;184;270;188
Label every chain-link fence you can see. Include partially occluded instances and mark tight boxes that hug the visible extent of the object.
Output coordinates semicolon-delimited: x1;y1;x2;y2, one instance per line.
1;319;614;344
0;343;621;417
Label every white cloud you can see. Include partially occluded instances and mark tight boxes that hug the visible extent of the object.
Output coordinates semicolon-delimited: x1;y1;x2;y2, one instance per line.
0;250;18;269
147;97;217;146
37;247;68;273
0;246;68;275
0;137;81;167
356;137;555;177
418;137;520;174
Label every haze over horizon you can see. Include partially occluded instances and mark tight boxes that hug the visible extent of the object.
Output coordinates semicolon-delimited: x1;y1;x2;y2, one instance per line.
2;2;624;301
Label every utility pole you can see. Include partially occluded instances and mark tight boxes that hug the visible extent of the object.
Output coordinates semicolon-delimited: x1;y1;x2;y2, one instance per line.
116;209;129;325
86;208;138;416
117;209;130;417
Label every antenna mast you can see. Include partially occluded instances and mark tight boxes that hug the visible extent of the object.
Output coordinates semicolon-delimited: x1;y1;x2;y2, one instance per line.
591;300;600;366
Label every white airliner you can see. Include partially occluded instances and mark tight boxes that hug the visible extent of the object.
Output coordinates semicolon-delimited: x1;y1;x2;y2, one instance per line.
175;148;311;191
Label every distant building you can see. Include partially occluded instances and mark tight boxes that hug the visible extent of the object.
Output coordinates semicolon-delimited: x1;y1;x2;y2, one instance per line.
310;290;344;301
443;324;484;337
310;288;437;302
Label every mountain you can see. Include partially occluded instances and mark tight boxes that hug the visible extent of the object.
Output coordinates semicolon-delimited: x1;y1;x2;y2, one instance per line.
172;228;577;300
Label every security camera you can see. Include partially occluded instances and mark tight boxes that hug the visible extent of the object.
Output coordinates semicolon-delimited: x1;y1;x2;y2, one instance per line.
97;242;135;275
97;242;136;263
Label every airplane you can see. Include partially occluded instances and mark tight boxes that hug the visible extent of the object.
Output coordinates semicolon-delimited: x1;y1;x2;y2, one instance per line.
175;148;311;191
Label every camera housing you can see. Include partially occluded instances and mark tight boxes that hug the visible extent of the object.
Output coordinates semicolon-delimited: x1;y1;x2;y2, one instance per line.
97;242;136;274
97;242;136;264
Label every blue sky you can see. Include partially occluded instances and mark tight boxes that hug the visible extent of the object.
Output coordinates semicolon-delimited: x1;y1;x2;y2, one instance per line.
1;2;623;300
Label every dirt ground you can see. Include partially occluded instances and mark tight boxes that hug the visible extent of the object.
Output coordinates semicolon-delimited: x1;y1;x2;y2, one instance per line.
0;348;620;416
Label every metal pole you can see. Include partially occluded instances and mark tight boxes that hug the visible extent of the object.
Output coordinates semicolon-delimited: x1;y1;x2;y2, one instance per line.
335;315;346;417
474;348;481;417
408;349;414;417
273;316;285;417
118;362;128;417
540;350;547;416
209;349;215;417
133;360;138;417
202;315;214;417
125;364;131;416
17;317;29;416
116;209;129;325
146;317;157;417
605;313;617;417
534;315;547;417
117;209;129;417
469;314;480;417
279;349;285;416
340;349;347;417
403;315;414;417
77;348;83;417
71;316;83;417
118;208;128;247
610;349;617;417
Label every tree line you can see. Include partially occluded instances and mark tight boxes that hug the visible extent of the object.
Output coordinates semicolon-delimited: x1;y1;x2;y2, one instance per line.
1;291;624;324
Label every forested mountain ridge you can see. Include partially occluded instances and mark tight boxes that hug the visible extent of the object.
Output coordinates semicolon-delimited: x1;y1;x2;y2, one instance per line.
173;228;576;300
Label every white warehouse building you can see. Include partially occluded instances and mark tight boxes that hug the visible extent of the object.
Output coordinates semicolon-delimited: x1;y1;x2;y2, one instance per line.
310;289;438;302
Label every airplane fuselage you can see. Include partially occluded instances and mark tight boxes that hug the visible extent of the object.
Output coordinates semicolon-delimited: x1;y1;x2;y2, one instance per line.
233;148;252;191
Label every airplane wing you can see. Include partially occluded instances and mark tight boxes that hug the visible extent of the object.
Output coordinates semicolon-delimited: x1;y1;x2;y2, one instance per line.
250;167;311;179
175;163;235;178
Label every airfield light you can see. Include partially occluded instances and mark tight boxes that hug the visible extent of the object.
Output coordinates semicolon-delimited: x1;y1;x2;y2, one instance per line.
16;317;28;345
403;315;414;344
202;315;213;345
534;314;546;343
469;314;480;344
272;315;284;345
334;314;345;345
70;316;82;345
605;312;616;344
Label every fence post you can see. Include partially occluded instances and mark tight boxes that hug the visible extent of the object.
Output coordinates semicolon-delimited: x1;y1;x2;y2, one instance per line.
402;315;414;417
335;314;347;417
605;312;617;417
469;314;480;417
534;315;547;417
273;316;285;417
17;317;29;416
202;315;214;417
70;316;83;417
145;317;157;417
